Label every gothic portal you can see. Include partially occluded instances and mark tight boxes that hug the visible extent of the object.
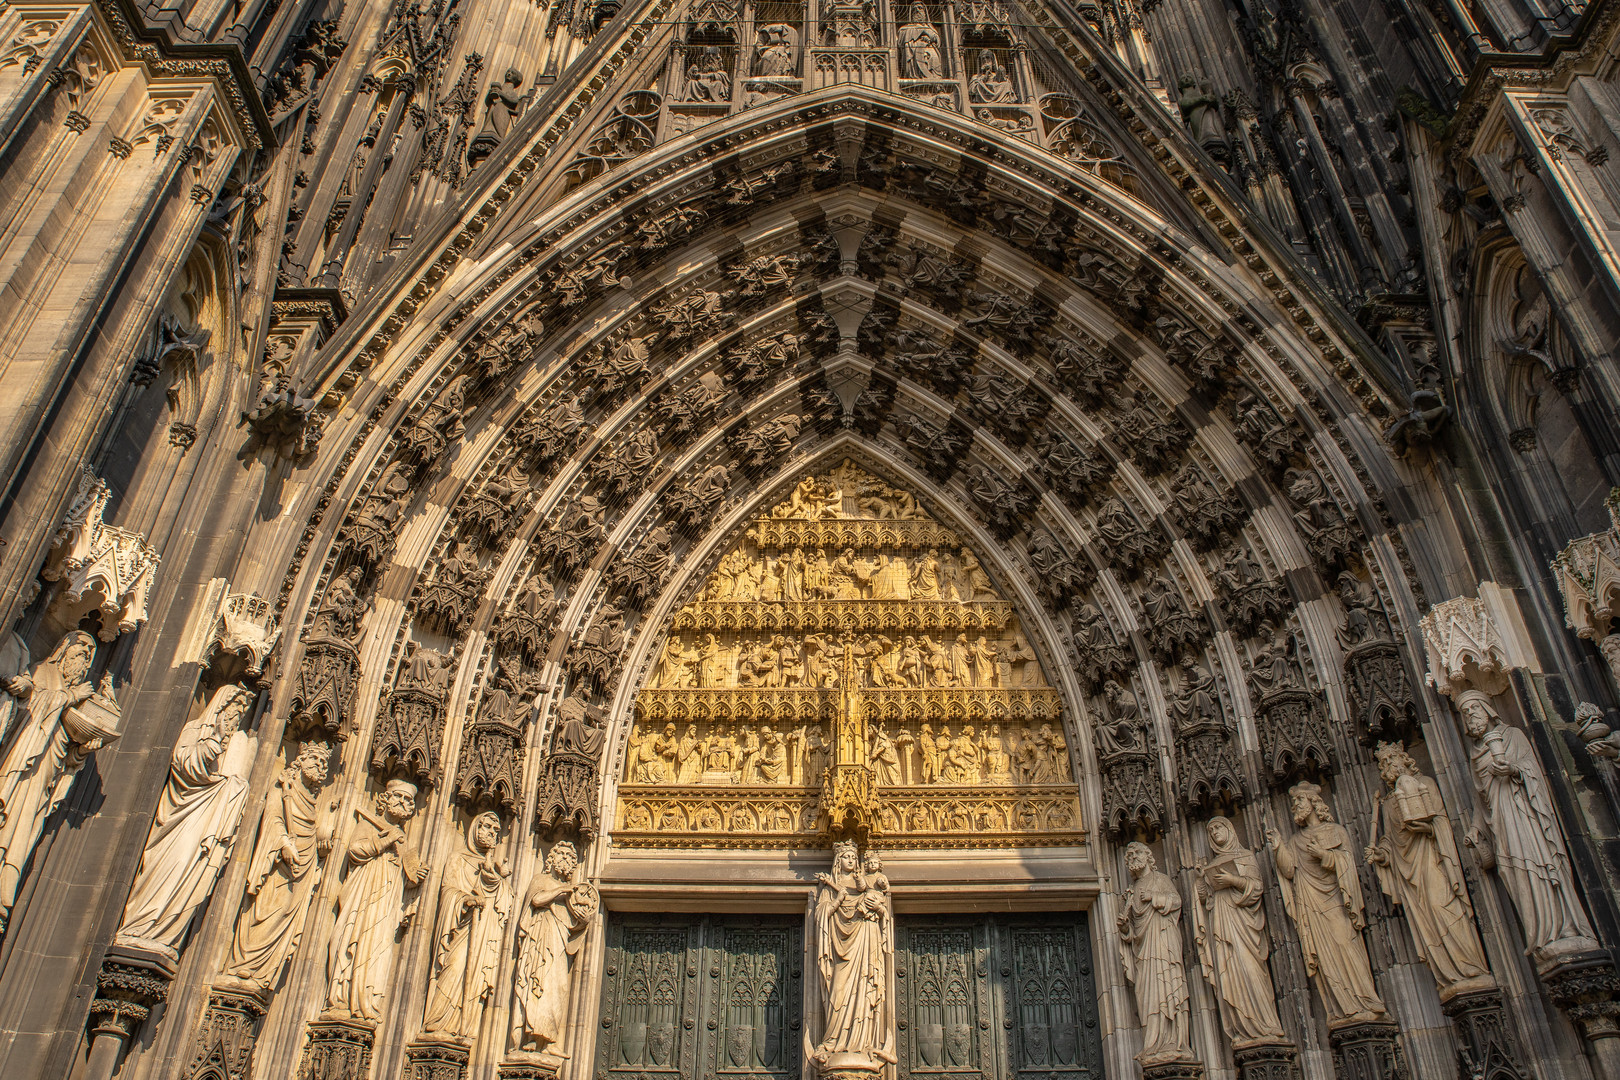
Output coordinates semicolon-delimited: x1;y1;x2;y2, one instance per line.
3;1;1620;1080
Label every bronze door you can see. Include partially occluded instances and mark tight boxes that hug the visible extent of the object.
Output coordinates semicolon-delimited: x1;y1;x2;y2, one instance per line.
595;913;804;1080
895;913;1102;1080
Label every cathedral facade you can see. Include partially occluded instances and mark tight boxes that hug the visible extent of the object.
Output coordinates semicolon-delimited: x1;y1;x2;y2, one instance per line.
0;0;1618;1078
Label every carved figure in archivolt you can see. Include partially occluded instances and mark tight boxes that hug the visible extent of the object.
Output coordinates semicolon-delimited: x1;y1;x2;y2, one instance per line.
1365;743;1491;996
1266;782;1386;1025
1457;690;1598;962
807;842;896;1075
220;741;336;993
323;779;428;1022
424;811;514;1038
511;840;599;1057
116;684;257;958
0;631;118;932
1192;817;1286;1046
1117;842;1194;1065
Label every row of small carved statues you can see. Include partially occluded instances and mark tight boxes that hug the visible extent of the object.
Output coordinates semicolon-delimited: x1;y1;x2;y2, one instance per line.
618;794;1079;834
623;720;1070;786
697;543;999;604
653;631;1043;689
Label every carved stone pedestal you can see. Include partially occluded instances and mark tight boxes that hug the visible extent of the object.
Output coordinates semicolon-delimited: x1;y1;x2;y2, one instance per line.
299;1017;376;1080
498;1053;565;1080
403;1035;471;1080
1140;1056;1206;1080
1233;1038;1301;1080
1327;1019;1401;1080
1543;953;1620;1080
184;985;269;1080
84;946;175;1080
1441;986;1527;1080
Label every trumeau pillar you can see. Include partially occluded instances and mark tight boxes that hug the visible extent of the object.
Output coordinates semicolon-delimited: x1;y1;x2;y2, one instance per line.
1421;585;1619;1080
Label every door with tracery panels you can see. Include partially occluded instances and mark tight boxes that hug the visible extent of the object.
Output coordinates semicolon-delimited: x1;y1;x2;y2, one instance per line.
895;913;1102;1080
596;913;804;1080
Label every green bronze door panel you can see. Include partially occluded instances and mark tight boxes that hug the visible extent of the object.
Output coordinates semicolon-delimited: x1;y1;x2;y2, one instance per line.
895;914;1102;1080
596;914;803;1080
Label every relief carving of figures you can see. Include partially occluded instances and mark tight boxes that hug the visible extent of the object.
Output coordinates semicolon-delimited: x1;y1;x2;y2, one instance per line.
511;841;598;1058
536;495;607;580
1095;498;1161;577
1285;468;1355;569
323;780;428;1022
806;842;896;1074
898;8;942;77
516;393;587;467
568;600;627;692
1117;843;1194;1064
344;460;413;570
1456;691;1598;963
681;47;732;102
1365;743;1492;997
495;573;558;664
0;631;118;931
968;53;1016;103
1095;680;1166;839
219;741;336;994
729;253;802;296
1212;545;1288;639
666;462;734;526
116;684;257;958
1336;572;1417;745
423;812;514;1038
1231;389;1299;471
417;540;491;637
608;526;674;610
754;23;797;75
598;427;660;500
537;687;608;840
1071;602;1131;692
1265;782;1387;1026
1192;818;1286;1046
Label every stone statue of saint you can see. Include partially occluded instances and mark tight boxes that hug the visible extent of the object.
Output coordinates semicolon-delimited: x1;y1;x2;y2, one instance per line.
220;740;336;993
806;841;895;1073
1192;817;1286;1045
323;779;428;1022
423;811;514;1039
1456;690;1597;962
0;630;117;931
1116;842;1193;1064
116;683;258;958
1365;742;1492;997
1266;782;1387;1026
511;840;599;1058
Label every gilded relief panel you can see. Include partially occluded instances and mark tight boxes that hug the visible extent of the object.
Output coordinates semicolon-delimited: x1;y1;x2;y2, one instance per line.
615;461;1083;848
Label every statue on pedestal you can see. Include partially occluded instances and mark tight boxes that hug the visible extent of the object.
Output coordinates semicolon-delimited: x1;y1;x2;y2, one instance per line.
806;841;895;1076
1192;818;1286;1046
511;840;599;1060
423;812;514;1039
1117;842;1194;1065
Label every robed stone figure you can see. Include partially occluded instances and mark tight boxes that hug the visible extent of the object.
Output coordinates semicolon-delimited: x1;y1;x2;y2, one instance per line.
1192;818;1286;1046
1117;842;1194;1064
511;840;599;1057
806;842;895;1075
1267;782;1387;1026
220;741;335;993
1457;690;1597;962
323;779;428;1022
116;684;258;958
424;811;514;1039
1365;743;1492;996
0;631;116;931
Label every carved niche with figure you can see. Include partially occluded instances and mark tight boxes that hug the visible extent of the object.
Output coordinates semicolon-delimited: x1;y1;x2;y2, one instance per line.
615;461;1082;846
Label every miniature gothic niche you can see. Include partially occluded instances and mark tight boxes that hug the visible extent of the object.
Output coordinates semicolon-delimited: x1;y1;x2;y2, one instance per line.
616;460;1081;846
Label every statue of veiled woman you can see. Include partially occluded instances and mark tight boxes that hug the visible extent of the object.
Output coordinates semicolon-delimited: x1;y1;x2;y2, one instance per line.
898;8;942;78
511;841;599;1057
1192;818;1286;1046
424;812;514;1039
807;842;896;1072
0;631;114;931
116;684;258;959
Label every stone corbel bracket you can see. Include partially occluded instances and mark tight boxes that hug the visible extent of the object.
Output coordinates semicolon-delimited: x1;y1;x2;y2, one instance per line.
1420;583;1541;698
40;467;160;641
1553;490;1620;677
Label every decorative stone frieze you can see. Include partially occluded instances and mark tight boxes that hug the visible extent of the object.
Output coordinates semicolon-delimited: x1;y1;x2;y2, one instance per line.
41;467;160;640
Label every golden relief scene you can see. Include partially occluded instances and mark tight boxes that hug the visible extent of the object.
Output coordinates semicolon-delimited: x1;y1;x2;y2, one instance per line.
615;460;1083;848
